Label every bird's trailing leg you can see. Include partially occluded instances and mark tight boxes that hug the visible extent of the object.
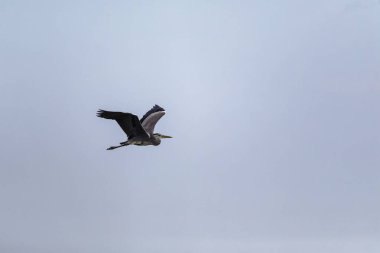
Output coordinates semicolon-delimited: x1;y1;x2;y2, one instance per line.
106;143;129;150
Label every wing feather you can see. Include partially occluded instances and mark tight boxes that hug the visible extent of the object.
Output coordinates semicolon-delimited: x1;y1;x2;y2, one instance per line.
140;105;166;134
97;110;148;138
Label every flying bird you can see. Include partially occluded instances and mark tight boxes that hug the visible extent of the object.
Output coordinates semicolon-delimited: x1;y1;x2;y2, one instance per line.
97;105;172;150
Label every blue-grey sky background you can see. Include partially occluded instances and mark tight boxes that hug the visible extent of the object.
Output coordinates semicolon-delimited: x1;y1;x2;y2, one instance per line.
1;0;379;252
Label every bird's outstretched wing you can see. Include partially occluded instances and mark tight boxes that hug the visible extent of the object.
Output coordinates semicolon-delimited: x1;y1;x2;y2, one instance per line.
97;110;149;138
140;104;166;134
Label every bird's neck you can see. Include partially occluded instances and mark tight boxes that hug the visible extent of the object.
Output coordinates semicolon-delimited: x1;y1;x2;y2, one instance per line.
151;134;161;146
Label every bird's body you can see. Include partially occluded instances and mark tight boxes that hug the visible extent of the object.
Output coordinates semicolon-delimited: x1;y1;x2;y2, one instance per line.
120;133;161;146
97;105;172;150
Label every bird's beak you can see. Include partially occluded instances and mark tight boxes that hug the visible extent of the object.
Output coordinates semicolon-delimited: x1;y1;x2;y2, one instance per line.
160;135;173;139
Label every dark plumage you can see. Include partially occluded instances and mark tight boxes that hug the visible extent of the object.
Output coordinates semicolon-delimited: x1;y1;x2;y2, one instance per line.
96;110;148;139
140;104;165;124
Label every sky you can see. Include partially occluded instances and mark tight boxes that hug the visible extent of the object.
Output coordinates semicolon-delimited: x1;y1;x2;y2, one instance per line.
0;0;379;252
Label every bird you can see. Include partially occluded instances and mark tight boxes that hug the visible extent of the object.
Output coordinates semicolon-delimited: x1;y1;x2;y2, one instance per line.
97;104;172;150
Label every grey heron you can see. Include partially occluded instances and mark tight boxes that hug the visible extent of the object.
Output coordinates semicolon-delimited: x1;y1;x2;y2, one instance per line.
97;105;172;150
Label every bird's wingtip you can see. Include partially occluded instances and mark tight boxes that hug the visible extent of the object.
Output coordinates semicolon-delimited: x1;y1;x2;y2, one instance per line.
96;109;105;117
154;104;165;111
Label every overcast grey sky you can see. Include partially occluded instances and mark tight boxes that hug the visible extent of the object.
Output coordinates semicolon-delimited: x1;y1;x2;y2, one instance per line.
0;0;379;252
